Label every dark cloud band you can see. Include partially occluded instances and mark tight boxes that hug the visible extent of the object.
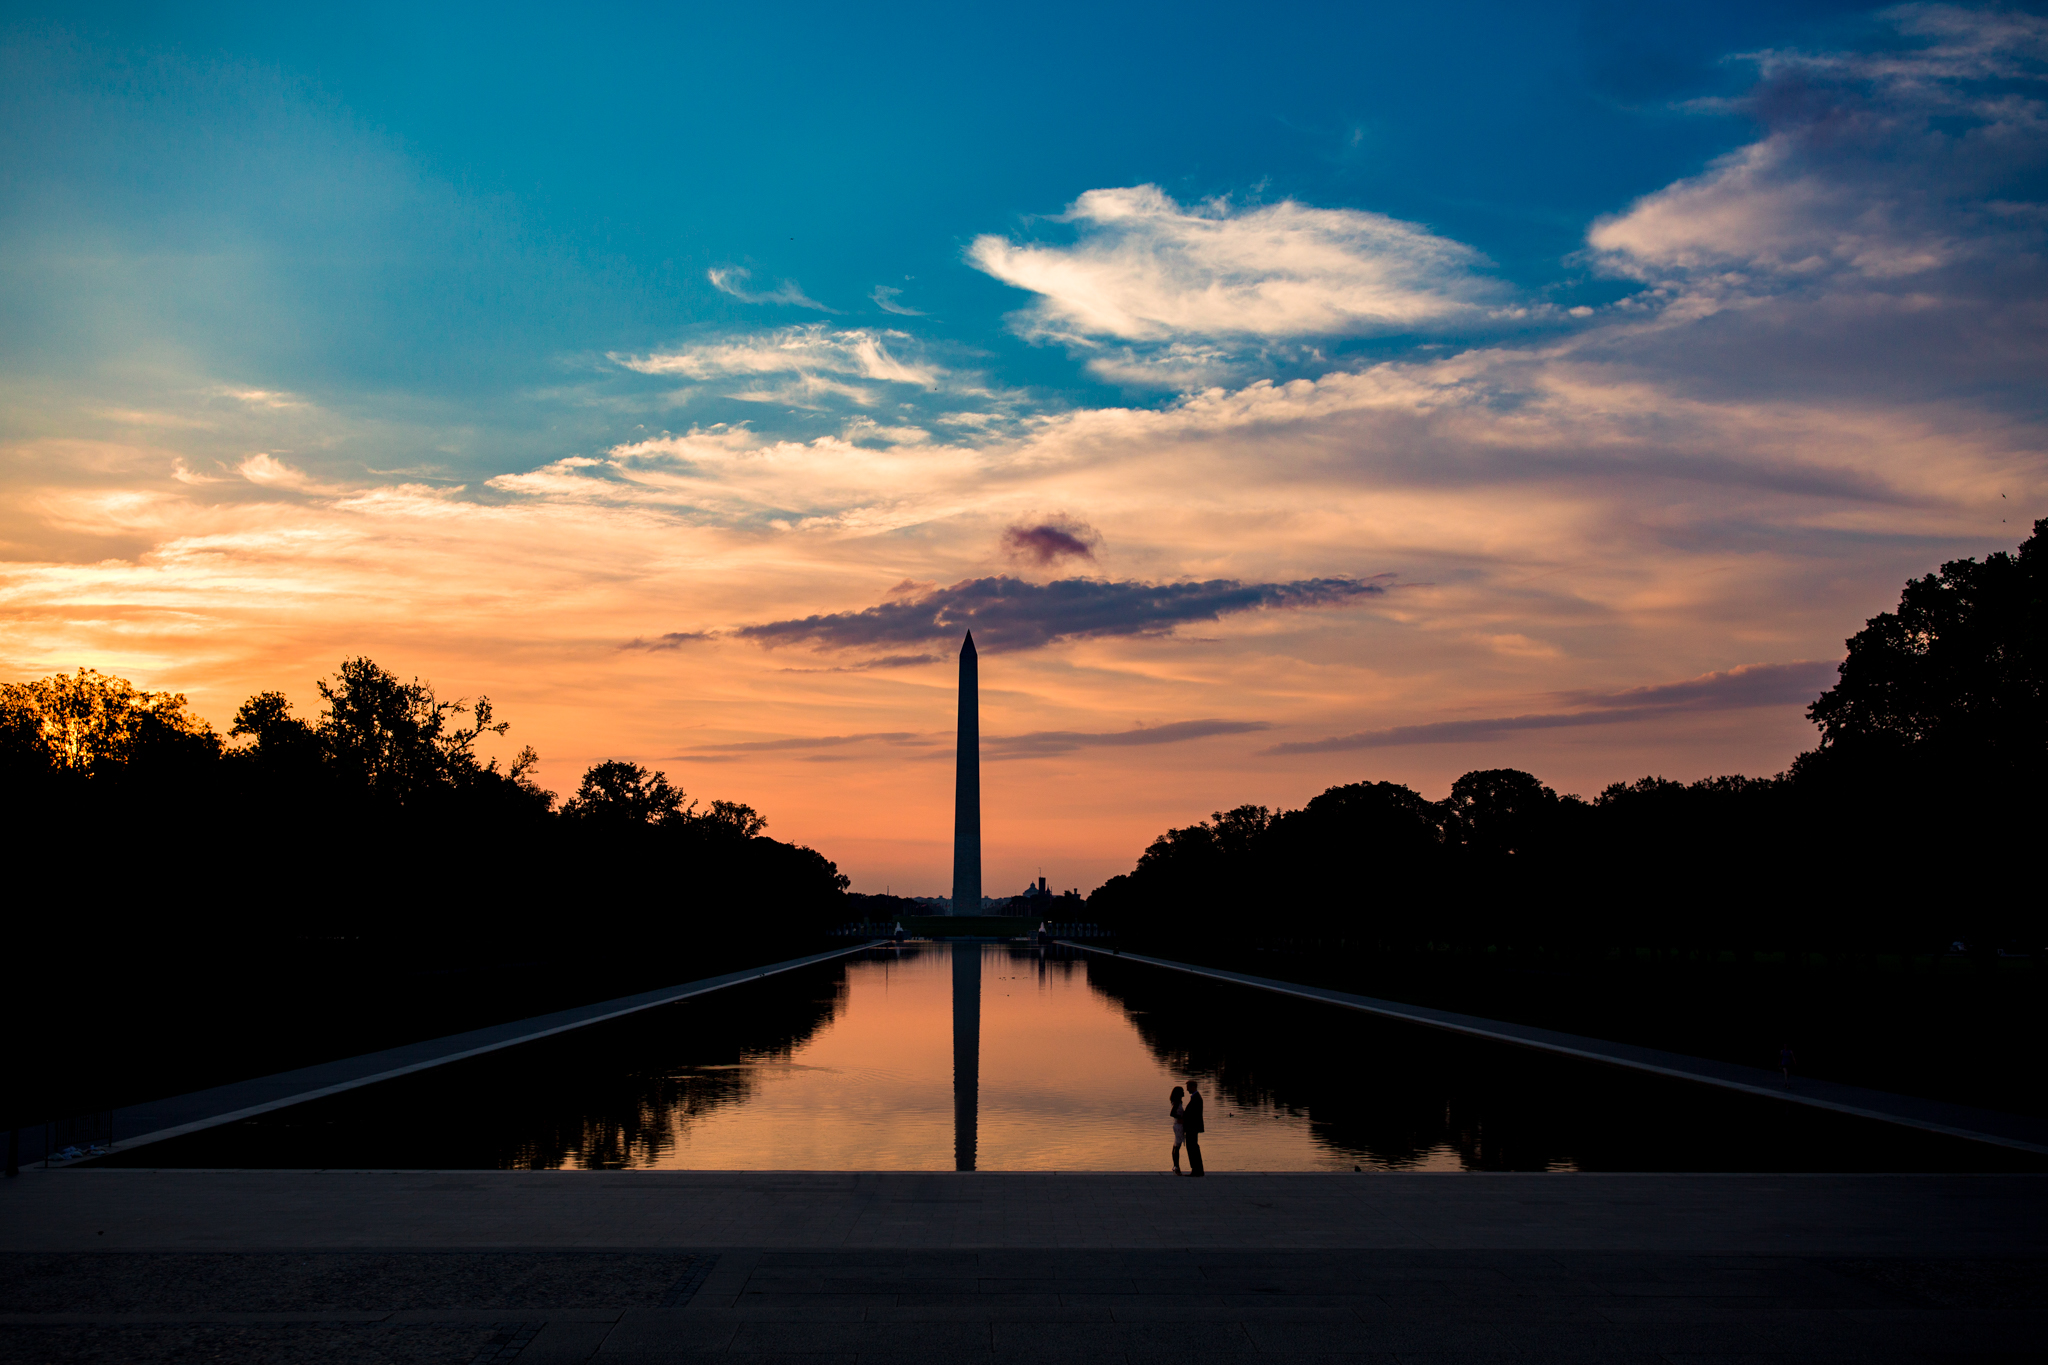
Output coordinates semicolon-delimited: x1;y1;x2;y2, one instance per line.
987;718;1271;759
738;573;1391;653
681;719;1263;761
1265;660;1836;754
688;731;929;754
619;631;712;651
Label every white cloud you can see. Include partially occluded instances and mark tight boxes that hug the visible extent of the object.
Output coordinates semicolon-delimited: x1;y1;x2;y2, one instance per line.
706;267;834;311
214;387;308;410
171;460;227;485
1589;135;1955;284
236;453;339;493
968;185;1506;345
842;417;930;446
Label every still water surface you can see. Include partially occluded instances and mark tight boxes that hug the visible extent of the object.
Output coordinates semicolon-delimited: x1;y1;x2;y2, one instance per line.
122;943;2024;1171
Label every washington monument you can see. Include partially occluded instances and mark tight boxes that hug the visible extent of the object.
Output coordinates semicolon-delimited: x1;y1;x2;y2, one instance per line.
951;631;981;917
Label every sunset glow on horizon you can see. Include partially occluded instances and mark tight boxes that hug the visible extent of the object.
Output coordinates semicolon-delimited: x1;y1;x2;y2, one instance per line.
4;3;2044;895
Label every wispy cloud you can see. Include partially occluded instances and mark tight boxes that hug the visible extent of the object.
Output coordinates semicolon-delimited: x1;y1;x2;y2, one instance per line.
707;267;835;311
987;718;1272;758
214;387;308;410
737;573;1394;654
1745;4;2048;91
1264;661;1838;754
170;459;227;484
871;285;925;316
727;375;881;409
774;653;946;673
1589;6;2048;294
236;453;339;494
614;325;941;387
688;731;930;753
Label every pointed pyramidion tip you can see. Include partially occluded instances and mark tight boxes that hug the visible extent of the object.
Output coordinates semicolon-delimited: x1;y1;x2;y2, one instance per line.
962;631;976;654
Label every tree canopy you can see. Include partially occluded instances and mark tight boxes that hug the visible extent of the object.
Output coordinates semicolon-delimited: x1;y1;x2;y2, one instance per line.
1092;522;2046;956
1;668;218;778
1806;516;2045;779
3;655;849;938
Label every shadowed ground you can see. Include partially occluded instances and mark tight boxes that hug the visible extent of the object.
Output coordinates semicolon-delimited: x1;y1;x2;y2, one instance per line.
2;1170;2043;1362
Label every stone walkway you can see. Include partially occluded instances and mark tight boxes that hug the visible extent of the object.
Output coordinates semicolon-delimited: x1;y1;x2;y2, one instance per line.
1067;944;2048;1154
7;1170;2045;1255
3;1172;2044;1362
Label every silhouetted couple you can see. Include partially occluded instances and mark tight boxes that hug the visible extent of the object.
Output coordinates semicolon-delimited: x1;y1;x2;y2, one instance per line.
1169;1081;1205;1176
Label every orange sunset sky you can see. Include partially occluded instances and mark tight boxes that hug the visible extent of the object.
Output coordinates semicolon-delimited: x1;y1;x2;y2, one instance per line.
5;5;2044;895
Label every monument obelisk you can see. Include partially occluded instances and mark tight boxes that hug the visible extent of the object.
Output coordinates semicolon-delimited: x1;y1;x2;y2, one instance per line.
949;631;983;1169
950;631;981;917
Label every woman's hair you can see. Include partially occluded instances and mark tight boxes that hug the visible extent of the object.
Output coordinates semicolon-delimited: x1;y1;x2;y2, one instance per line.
1170;1085;1184;1102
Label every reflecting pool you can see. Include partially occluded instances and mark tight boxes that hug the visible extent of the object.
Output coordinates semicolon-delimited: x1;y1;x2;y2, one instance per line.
113;942;2032;1171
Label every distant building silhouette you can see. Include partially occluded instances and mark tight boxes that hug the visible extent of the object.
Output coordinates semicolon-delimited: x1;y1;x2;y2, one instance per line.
1017;877;1082;918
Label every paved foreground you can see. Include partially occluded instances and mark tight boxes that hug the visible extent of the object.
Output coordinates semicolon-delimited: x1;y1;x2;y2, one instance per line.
2;1171;2043;1362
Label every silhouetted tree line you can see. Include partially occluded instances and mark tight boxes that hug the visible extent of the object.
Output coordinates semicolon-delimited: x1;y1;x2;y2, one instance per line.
842;892;928;923
2;655;850;945
1091;519;2047;957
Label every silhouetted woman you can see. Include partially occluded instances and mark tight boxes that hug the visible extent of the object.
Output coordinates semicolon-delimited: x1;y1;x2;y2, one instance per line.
1169;1085;1187;1174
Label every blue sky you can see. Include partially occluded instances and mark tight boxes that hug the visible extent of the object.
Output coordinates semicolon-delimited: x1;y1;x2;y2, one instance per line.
3;2;2044;892
6;0;1893;454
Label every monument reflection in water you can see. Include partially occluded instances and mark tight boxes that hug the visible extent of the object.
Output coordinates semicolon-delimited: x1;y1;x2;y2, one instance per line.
953;941;980;1170
552;941;1358;1173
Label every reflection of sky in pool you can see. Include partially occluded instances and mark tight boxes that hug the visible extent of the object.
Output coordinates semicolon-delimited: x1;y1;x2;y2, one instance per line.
630;943;1355;1172
109;942;2034;1173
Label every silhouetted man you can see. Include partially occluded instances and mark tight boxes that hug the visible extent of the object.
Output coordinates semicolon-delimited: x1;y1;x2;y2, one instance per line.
1182;1080;1206;1176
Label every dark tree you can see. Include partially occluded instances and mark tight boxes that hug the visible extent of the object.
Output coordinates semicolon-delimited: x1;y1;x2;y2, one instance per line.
563;760;691;826
702;800;768;839
316;656;525;803
1806;517;2046;778
1261;781;1443;945
1586;773;1800;950
230;690;325;779
1442;768;1561;859
232;690;315;751
1793;519;2046;948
